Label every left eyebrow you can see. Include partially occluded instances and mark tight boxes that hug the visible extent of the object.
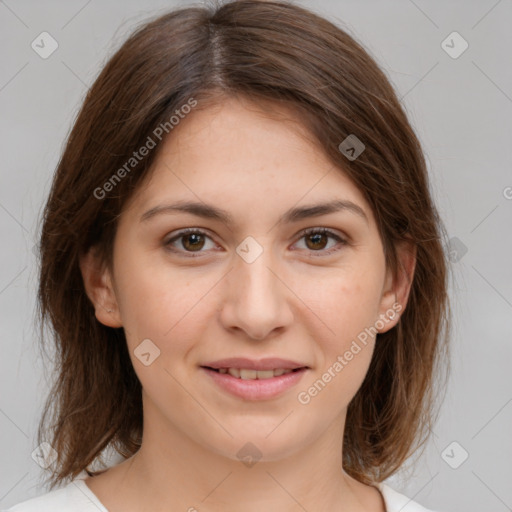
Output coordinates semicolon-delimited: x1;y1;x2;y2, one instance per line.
139;199;369;226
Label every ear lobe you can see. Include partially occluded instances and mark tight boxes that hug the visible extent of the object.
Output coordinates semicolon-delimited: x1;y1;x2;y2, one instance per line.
78;246;122;328
377;239;416;333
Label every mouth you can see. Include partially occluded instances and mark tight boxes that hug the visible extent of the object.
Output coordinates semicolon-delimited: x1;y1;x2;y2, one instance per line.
201;366;308;380
200;365;309;400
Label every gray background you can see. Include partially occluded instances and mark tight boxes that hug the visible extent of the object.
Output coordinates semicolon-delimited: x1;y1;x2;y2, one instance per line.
1;1;511;510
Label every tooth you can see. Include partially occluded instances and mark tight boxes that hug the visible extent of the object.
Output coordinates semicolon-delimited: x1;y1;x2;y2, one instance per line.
240;369;258;380
256;370;275;380
222;368;296;379
227;368;240;378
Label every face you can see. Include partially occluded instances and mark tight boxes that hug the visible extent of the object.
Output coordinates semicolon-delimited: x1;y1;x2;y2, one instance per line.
81;96;410;463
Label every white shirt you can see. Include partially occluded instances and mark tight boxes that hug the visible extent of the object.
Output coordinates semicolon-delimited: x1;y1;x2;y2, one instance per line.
1;470;441;512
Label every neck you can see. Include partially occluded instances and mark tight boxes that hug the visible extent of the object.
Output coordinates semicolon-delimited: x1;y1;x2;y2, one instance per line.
96;410;384;511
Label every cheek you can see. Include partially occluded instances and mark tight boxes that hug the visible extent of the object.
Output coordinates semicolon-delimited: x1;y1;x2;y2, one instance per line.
114;259;213;404
297;265;384;344
114;252;219;358
294;266;383;406
298;287;378;414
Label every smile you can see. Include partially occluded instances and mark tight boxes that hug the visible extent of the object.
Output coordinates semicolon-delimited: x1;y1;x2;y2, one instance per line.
201;366;308;400
206;367;305;379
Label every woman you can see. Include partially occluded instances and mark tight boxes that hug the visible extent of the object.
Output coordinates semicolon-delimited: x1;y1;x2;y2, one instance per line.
4;1;450;510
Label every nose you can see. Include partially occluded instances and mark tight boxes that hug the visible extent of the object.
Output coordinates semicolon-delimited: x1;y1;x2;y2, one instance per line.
219;241;294;341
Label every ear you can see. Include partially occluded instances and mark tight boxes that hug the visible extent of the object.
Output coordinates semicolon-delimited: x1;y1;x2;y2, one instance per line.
78;245;123;328
376;238;416;333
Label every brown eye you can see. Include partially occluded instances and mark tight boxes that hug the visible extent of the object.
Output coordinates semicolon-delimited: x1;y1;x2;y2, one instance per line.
305;232;329;251
294;227;347;256
164;228;216;256
181;232;206;251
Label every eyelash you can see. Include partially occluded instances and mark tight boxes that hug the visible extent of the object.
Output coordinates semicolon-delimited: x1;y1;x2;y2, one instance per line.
163;227;347;258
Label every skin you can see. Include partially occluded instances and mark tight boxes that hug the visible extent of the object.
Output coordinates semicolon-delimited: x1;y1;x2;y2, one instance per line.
80;95;415;512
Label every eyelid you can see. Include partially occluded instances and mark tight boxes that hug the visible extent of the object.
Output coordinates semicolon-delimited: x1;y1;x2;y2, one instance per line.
297;226;348;241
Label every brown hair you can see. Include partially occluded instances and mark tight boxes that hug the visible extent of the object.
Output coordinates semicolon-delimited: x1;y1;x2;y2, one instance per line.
36;0;451;490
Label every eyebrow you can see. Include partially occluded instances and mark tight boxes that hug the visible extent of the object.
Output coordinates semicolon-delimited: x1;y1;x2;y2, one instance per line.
140;199;369;226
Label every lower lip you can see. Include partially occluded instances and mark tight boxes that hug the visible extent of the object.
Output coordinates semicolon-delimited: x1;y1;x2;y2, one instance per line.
201;367;308;400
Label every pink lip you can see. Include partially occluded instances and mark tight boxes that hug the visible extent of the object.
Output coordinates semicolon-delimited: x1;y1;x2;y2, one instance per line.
200;357;309;371
201;367;308;400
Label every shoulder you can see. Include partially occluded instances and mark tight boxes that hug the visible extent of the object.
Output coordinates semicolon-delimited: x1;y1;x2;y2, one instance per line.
1;484;74;512
377;482;445;512
1;473;107;512
377;483;443;512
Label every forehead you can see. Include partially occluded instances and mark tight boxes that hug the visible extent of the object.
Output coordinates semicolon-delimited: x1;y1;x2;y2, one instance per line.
125;96;373;227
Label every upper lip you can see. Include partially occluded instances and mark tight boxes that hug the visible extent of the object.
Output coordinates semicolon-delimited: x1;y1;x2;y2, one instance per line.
201;357;310;371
